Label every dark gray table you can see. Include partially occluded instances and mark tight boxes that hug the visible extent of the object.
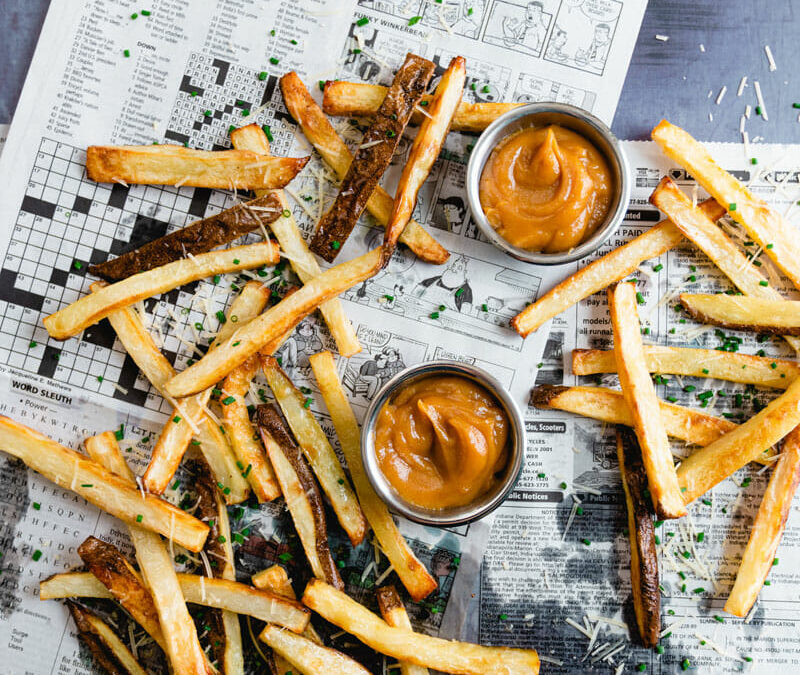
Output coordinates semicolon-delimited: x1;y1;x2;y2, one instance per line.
2;1;798;143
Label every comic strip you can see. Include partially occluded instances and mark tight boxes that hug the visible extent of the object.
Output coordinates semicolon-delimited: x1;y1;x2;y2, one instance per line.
483;0;557;57
544;0;622;75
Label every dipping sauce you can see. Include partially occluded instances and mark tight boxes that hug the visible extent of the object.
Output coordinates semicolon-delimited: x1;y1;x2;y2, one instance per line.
373;375;509;510
479;124;612;253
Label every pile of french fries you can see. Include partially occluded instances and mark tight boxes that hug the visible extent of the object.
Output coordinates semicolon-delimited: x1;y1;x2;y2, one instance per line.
526;119;800;643
0;54;546;674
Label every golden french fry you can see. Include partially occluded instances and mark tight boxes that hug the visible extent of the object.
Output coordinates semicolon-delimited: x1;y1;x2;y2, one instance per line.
230;123;361;357
252;564;323;643
261;356;367;545
679;293;800;335
725;426;800;617
279;71;448;265
322;80;524;133
84;433;210;675
511;199;726;337
44;241;279;340
610;283;686;519
376;586;430;675
572;346;800;389
0;417;208;551
165;248;382;398
302;579;540;675
652;120;800;292
650;177;800;350
86;144;308;189
260;625;371;675
382;56;466;263
616;428;660;648
678;376;800;502
66;601;148;675
310;350;437;600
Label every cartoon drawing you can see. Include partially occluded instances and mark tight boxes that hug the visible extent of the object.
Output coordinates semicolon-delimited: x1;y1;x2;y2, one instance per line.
449;0;485;38
277;320;323;371
544;24;569;62
574;22;612;71
500;1;551;55
431;194;468;233
544;0;621;75
414;254;474;312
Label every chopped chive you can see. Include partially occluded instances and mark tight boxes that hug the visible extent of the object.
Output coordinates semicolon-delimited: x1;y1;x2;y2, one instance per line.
258;71;267;81
581;538;591;546
269;57;279;65
331;240;341;250
499;612;508;620
29;340;37;348
141;10;151;16
537;472;546;478
356;16;369;26
303;397;312;409
33;502;41;510
637;664;647;672
576;506;584;515
713;615;725;623
115;425;124;440
656;645;664;654
653;263;663;272
222;396;235;405
123;49;131;57
681;658;691;671
693;587;705;594
696;532;704;542
262;124;273;141
173;416;181;424
384;294;394;302
751;157;758;164
481;303;488;312
636;291;645;304
32;550;42;561
771;362;778;369
408;15;422;25
482;85;490;93
218;535;227;543
773;557;779;565
337;559;346;568
73;260;83;270
760;280;769;286
136;514;143;523
729;203;737;211
386;129;396;138
764;580;771;585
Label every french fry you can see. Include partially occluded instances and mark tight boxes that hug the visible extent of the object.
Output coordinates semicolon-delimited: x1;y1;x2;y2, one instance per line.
677;375;800;502
86;145;308;189
610;283;686;518
302;579;540;675
510;199;726;337
220;356;281;501
382;56;466;263
650;177;800;350
230;123;361;357
40;572;310;631
279;71;448;265
88;193;283;281
66;601;148;675
254;404;344;589
309;54;434;261
190;457;244;674
376;586;430;675
84;432;210;675
260;625;371;675
679;293;800;336
530;385;742;449
322;80;524;133
616;428;660;647
309;351;437;600
652;120;800;292
44;241;279;340
165;248;383;398
0;417;209;551
572;346;800;389
724;426;800;617
97;296;249;502
261;356;367;545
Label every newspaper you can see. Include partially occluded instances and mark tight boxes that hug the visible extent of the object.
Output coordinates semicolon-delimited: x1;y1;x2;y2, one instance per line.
0;0;650;673
467;140;800;673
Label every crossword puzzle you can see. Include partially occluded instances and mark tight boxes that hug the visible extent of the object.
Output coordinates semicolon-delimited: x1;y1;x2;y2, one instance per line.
0;55;297;413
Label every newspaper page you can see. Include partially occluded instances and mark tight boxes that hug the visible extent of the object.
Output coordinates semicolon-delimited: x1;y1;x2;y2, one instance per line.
0;0;647;673
466;139;800;673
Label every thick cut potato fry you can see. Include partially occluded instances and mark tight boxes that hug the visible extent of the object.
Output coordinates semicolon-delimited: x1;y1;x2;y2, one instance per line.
382;56;466;263
230;123;361;357
84;433;210;675
89;193;283;282
255;404;344;589
609;284;686;519
251;565;323;642
679;293;800;335
616;428;660;647
260;625;371;675
165;248;383;397
86;145;308;189
302;579;540;675
572;346;800;389
725;426;800;617
67;601;148;675
221;356;281;501
261;356;367;545
652;120;800;292
677;375;800;502
0;417;209;551
511;199;726;336
322;80;524;133
279;72;448;265
530;385;740;449
44;241;279;340
309;351;437;600
650;177;800;350
310;54;434;261
376;586;430;675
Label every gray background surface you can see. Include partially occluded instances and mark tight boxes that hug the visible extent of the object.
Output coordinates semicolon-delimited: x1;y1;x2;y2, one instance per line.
2;1;799;143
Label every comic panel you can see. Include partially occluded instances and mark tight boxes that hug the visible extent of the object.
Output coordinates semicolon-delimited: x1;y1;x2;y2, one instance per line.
513;72;597;111
339;19;427;85
434;47;514;103
543;0;622;75
431;345;515;389
356;0;425;23
482;0;558;58
419;0;489;40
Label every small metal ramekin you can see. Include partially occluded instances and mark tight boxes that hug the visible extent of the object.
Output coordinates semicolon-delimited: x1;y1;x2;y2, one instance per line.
465;102;631;265
361;360;525;527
